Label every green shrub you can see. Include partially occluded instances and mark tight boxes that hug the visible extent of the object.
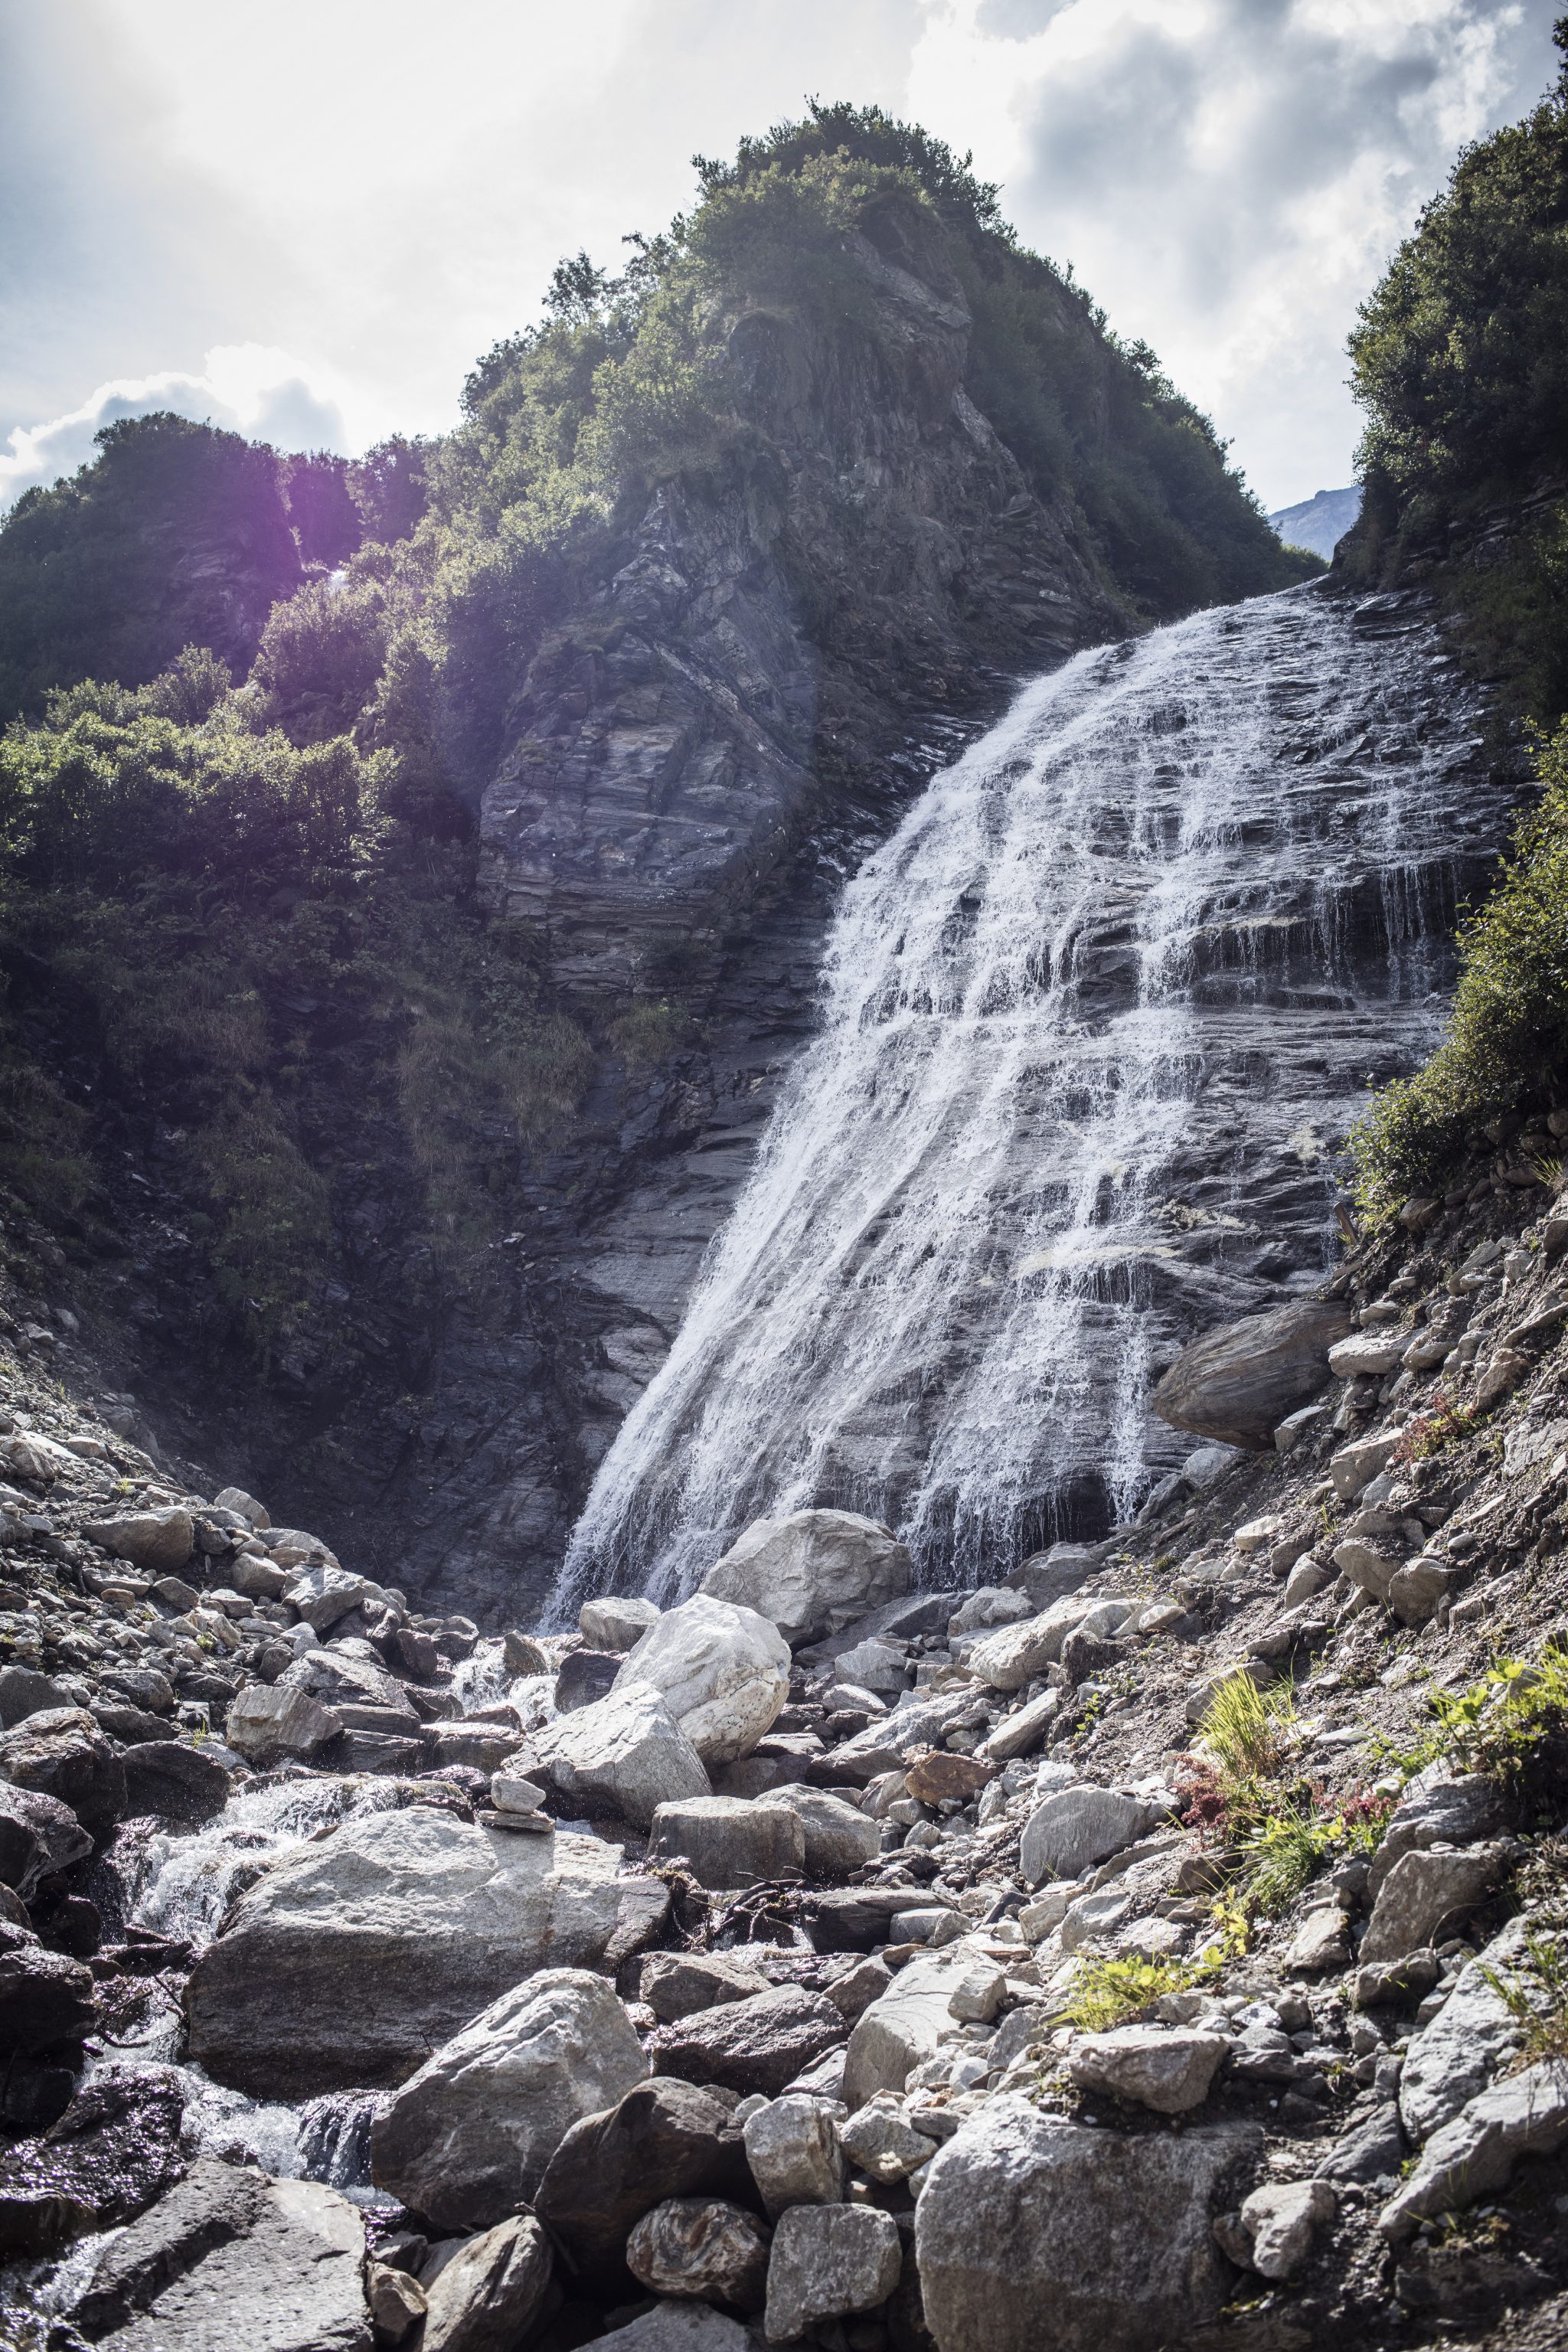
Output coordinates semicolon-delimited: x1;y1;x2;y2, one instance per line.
1351;720;1568;1220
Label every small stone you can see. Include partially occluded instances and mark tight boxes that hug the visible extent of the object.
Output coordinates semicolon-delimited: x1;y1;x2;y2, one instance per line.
1352;1950;1439;2008
502;1629;548;1677
904;1749;994;1805
626;2197;770;2311
1066;2025;1230;2115
1215;2180;1334;2279
489;1770;547;1814
979;1690;1059;1763
742;2093;844;2216
825;1955;893;2023
1284;1904;1351;1973
214;1486;269;1526
763;2203;902;2341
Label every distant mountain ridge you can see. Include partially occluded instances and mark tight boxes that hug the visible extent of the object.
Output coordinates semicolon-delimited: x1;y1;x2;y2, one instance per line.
1266;483;1361;560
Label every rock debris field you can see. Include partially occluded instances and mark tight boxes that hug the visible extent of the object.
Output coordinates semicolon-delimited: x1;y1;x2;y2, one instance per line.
2;1144;1568;2350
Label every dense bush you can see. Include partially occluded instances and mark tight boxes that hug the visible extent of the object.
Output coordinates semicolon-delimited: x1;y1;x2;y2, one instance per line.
1351;720;1568;1220
0;655;590;1347
0;416;302;720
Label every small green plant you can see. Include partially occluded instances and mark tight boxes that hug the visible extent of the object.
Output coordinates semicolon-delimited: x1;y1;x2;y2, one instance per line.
1424;1648;1568;1789
1478;1926;1568;2066
1393;1387;1481;1463
1058;1951;1218;2033
1200;1670;1298;1788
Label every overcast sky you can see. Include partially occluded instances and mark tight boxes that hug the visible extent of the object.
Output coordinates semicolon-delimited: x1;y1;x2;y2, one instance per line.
2;0;1560;514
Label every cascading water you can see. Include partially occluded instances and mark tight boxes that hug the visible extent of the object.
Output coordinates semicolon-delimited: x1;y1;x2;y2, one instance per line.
557;583;1508;1613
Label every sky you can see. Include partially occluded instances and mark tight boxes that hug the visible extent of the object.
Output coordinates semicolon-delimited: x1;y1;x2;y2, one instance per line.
1;0;1561;516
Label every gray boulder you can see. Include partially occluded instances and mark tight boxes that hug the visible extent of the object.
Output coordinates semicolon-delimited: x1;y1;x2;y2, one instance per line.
764;2204;900;2341
535;2079;752;2271
700;1509;910;1646
916;2099;1259;2352
843;1948;972;2108
0;1707;124;1838
615;1596;789;1766
1359;1844;1510;1964
186;1809;631;2095
648;1794;805;1890
371;1970;646;2230
119;1739;230;1824
0;1668;70;1730
1065;2024;1230;2115
72;2157;368;2351
595;2305;749;2350
1151;1302;1351;1451
420;2214;554;2352
1365;1771;1505;1899
0;1782;92;1902
1400;1918;1549;2141
1382;2061;1568;2238
648;1985;848;2098
765;1783;881;1876
1019;1785;1151;1886
83;1507;194;1573
224;1684;342;1766
968;1600;1128;1694
579;1595;662;1651
637;1951;771;2024
743;2092;844;2216
526;1683;709;1828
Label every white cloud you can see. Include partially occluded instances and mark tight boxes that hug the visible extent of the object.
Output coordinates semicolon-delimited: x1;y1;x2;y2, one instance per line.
905;0;1557;505
0;345;349;509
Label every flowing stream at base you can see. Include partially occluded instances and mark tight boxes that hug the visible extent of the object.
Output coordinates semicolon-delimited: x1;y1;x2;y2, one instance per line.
557;583;1508;1615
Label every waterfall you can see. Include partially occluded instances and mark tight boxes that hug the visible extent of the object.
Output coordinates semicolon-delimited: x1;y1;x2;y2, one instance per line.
555;583;1505;1614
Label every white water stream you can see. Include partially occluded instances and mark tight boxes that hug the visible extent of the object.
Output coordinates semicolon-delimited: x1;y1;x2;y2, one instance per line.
557;584;1505;1611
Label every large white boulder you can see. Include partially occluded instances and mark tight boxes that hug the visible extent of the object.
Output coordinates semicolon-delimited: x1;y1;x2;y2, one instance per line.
370;1968;648;2230
700;1510;911;1646
614;1596;789;1765
525;1682;710;1828
186;1807;632;2096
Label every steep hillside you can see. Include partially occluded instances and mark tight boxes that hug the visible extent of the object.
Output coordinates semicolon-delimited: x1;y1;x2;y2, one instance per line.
0;109;1310;1622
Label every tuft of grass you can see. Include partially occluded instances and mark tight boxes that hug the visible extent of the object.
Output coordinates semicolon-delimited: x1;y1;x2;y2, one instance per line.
1479;1926;1568;2066
1201;1671;1297;1788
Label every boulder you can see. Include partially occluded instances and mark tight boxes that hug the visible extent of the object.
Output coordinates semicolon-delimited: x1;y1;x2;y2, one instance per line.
119;1740;230;1824
1399;1919;1548;2141
1151;1302;1350;1451
370;1968;646;2230
0;1707;125;1838
980;1690;1060;1764
627;2197;770;2311
0;1429;80;1482
742;2093;844;2216
0;1922;96;2059
765;1783;881;1875
285;1564;374;1633
1019;1786;1151;1886
579;1595;662;1651
1328;1435;1400;1501
224;1684;343;1766
0;1782;92;1902
1315;2100;1405;2185
825;1699;967;1783
615;1596;789;1765
700;1510;911;1646
1381;2061;1568;2238
648;1985;848;2099
903;1750;992;1805
417;2213;554;2352
424;1723;526;1774
83;1506;195;1573
536;2079;753;2270
648;1795;805;1890
1004;1544;1102;1610
637;1952;771;2024
711;1734;828;1799
840;2097;940;2181
186;1809;631;2095
1327;1330;1406;1378
843;1949;972;2109
1359;1844;1510;1965
0;1667;71;1729
949;1586;1034;1635
597;2305;749;2351
1066;2024;1229;2115
831;1638;909;1695
527;1684;709;1828
70;2157;368;2351
1365;1772;1505;1900
366;2263;425;2344
279;1646;419;1729
968;1599;1128;1693
916;2099;1259;2352
214;1485;270;1525
1331;1537;1400;1602
0;2063;184;2255
764;2203;901;2342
